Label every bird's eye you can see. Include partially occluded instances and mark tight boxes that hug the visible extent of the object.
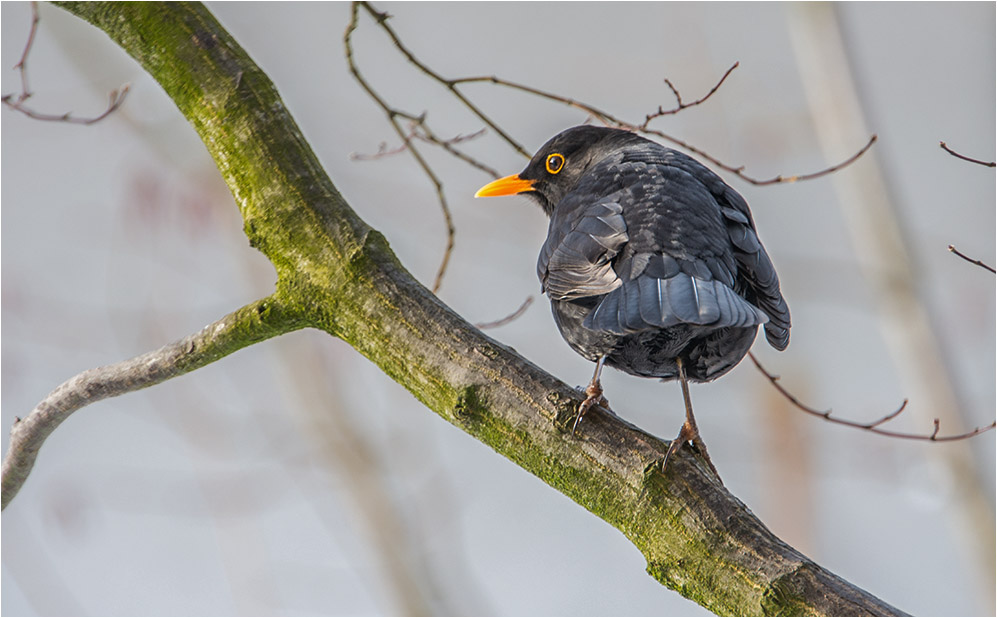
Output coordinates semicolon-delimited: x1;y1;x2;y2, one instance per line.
546;153;565;174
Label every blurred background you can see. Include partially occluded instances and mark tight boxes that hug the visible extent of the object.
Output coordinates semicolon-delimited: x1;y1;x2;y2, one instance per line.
2;2;993;615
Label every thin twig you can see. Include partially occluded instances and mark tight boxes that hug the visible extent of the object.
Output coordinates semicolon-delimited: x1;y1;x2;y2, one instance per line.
2;87;131;125
350;126;494;176
475;296;534;329
642;62;740;124
13;1;40;99
948;245;996;274
2;2;130;125
939;141;996;168
749;352;995;442
350;139;413;161
415;126;498;177
741;133;878;185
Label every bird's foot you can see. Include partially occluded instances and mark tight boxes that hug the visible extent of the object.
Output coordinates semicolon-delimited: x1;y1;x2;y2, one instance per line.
661;420;722;483
571;380;609;435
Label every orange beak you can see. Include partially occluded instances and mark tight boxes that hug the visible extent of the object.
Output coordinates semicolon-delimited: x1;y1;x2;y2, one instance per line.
474;174;536;198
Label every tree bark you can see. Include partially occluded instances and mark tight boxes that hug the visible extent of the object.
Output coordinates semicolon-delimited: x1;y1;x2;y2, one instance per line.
5;3;905;615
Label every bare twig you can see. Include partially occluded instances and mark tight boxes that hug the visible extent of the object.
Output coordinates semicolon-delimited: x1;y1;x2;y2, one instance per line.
740;133;878;185
2;87;130;125
350;126;492;174
3;2;130;125
948;244;996;274
642;62;740;124
13;0;40;97
415;125;498;177
475;296;534;329
749;353;996;442
350;138;413;161
940;141;996;168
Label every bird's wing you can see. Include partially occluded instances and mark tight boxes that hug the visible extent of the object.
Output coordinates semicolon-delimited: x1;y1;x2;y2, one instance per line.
537;198;629;300
717;186;791;350
574;154;789;347
583;255;770;335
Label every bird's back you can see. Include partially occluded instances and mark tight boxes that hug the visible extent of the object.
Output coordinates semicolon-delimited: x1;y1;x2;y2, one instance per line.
539;139;790;382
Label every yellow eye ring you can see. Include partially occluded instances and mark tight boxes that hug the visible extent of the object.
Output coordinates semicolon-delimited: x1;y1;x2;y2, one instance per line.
546;153;565;174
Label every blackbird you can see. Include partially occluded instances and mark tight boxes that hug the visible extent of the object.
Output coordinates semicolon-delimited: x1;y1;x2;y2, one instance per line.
475;126;790;475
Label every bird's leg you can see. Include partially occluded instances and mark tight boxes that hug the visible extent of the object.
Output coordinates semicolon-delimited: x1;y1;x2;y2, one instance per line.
572;355;609;435
661;358;722;481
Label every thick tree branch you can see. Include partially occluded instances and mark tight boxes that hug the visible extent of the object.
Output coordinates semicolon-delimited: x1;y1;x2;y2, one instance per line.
6;3;907;615
1;296;303;509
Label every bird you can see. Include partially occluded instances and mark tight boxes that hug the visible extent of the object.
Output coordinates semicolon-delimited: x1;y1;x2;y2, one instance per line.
475;125;790;477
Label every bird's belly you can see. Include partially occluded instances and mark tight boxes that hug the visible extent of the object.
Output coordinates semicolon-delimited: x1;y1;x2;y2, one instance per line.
550;299;759;383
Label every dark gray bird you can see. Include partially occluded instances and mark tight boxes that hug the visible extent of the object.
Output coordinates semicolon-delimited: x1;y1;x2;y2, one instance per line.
476;126;790;475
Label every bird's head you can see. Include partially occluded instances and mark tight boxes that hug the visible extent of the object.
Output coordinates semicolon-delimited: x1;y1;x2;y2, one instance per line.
475;125;643;216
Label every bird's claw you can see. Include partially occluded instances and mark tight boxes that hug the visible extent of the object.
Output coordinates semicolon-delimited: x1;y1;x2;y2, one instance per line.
571;382;609;435
660;420;722;483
